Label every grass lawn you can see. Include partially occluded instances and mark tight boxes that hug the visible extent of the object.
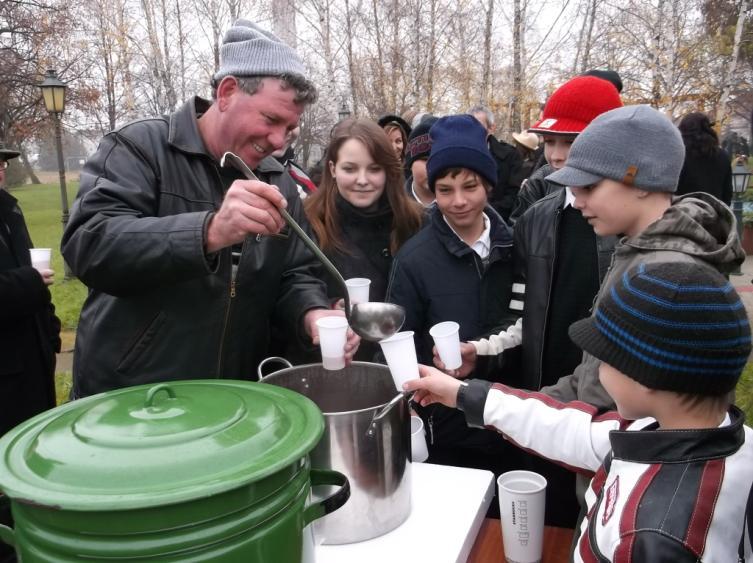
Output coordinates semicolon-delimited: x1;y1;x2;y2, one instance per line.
10;180;753;421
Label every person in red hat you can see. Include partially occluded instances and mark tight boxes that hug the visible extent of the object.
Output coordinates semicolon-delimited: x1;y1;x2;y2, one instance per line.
511;75;622;221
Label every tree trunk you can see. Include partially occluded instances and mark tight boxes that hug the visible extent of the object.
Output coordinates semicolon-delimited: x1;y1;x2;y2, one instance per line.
717;0;749;129
371;0;388;110
511;0;522;132
18;146;39;185
344;0;359;115
426;0;436;112
272;0;297;48
650;0;666;108
580;0;598;72
482;0;493;106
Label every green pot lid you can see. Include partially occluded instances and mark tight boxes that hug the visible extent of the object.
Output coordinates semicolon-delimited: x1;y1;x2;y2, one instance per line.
0;380;323;510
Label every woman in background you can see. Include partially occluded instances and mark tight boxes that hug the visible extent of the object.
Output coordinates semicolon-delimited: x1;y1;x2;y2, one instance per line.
676;112;732;205
305;118;423;360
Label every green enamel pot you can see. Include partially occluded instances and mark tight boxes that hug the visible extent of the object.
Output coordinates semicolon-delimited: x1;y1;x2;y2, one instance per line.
0;380;349;562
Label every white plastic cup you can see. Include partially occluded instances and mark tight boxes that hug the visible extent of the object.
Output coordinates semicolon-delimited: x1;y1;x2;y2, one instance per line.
29;248;51;272
410;416;429;463
378;330;420;391
497;470;547;563
429;321;462;370
344;278;371;306
315;316;349;371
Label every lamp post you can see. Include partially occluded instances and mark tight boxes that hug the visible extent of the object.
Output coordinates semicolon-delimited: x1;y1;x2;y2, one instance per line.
731;156;751;276
338;100;351;121
39;69;71;278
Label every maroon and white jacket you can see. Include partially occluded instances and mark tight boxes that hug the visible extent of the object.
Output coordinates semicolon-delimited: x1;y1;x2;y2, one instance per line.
458;380;753;562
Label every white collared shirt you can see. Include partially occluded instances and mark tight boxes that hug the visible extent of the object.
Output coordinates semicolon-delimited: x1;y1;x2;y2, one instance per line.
444;213;491;259
563;186;576;208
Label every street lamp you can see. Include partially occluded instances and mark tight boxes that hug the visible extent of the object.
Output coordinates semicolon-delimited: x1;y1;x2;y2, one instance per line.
39;69;71;278
338;100;351;121
731;156;751;276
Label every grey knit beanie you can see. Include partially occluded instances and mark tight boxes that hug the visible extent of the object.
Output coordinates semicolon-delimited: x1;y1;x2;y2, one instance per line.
546;105;685;192
214;19;307;82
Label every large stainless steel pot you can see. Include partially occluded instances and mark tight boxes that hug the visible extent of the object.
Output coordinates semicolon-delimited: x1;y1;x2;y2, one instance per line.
260;359;411;544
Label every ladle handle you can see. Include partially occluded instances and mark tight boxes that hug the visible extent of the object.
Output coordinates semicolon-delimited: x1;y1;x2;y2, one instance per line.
221;152;352;312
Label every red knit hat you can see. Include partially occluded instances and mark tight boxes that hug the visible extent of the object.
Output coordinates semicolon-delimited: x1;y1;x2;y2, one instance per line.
528;76;622;136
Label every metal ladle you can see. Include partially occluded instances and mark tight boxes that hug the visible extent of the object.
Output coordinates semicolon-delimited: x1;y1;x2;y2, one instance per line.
220;151;406;341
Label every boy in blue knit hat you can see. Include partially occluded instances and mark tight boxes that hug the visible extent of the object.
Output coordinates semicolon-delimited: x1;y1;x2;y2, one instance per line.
387;114;521;479
406;260;753;562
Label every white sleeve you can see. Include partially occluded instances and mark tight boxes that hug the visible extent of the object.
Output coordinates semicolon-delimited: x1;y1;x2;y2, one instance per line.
483;384;622;473
471;317;523;356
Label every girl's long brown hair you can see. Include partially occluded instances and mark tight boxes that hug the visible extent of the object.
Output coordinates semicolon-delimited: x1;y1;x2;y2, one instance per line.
305;118;423;254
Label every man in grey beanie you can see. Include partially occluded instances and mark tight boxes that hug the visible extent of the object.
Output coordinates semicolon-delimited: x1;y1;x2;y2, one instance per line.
62;20;358;398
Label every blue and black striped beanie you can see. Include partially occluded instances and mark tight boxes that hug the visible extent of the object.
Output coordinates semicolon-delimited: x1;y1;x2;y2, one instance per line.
569;262;751;396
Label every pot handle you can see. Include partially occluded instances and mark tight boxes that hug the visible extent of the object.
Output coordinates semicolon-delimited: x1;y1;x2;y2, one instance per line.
0;524;14;548
257;357;293;380
303;469;350;526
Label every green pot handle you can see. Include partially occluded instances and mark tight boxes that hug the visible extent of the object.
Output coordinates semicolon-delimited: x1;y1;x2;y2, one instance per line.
0;524;14;548
303;468;350;526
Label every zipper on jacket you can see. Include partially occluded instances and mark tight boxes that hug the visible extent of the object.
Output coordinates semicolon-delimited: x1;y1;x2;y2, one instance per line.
428;413;435;445
216;239;244;376
537;207;562;388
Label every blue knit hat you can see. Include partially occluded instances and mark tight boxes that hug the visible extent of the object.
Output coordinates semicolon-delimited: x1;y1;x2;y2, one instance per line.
569;262;751;396
427;115;497;192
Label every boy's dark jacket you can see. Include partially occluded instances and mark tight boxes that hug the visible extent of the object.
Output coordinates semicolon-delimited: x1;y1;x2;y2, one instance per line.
496;187;617;390
509;163;557;223
387;204;516;368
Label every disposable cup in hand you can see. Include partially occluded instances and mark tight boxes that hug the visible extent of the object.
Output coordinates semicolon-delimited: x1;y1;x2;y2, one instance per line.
497;470;547;563
429;321;461;370
410;416;429;463
315;316;349;371
29;248;52;272
378;331;419;391
345;278;371;306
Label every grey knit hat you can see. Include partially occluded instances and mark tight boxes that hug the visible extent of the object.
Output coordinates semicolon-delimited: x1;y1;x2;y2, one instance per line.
546;105;685;192
214;19;307;82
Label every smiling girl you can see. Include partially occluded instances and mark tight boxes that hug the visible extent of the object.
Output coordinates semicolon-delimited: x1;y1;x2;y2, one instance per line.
304;118;423;359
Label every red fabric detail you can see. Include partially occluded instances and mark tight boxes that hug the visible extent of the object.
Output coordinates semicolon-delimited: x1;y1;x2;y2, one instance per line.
602;475;620;526
289;167;317;193
578;527;600;563
684;458;725;557
613;464;662;563
490;382;599;416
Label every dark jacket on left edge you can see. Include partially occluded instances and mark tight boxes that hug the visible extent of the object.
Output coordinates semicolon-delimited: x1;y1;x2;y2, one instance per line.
62;97;330;397
0;190;60;435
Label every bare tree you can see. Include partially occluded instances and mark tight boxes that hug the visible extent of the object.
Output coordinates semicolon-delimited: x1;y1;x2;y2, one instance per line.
717;0;750;128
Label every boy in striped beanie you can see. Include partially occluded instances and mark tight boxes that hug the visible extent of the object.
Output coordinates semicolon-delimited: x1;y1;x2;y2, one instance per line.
406;260;753;562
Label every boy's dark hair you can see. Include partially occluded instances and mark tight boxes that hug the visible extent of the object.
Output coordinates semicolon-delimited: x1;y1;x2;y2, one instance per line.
434;167;492;193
